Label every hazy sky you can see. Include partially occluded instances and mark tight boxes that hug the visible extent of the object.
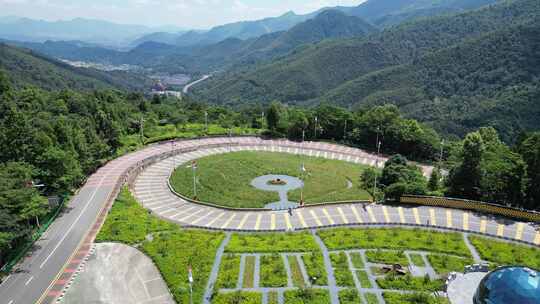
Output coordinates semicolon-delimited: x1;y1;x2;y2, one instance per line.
0;0;365;29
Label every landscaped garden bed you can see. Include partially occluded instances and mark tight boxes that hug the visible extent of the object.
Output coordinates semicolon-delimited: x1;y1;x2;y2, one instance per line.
215;254;241;289
259;254;288;287
226;232;319;253
365;250;409;266
330;252;355;287
283;289;330;304
301;252;328;285
469;236;540;269
212;291;262;304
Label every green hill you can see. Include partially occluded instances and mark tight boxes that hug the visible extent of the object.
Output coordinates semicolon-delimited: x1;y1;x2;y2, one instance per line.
0;43;151;91
193;0;540;139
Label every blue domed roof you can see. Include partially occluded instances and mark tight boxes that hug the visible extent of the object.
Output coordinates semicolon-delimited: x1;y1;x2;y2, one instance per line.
474;266;540;304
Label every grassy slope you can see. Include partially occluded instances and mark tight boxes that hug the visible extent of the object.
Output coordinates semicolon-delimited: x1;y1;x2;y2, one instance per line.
170;151;371;208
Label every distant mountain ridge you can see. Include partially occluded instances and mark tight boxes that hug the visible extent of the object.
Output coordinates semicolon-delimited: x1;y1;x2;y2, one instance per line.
0;43;151;91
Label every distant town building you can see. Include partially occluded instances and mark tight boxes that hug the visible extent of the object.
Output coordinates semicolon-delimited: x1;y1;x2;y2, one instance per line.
152;80;166;92
149;80;182;99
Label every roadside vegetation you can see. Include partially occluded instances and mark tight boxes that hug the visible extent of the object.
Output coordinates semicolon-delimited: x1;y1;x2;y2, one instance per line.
170;151;372;208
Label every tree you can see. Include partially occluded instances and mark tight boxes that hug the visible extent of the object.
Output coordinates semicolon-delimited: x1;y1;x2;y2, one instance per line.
380;155;427;201
428;167;442;192
447;132;484;200
0;69;10;95
518;132;540;209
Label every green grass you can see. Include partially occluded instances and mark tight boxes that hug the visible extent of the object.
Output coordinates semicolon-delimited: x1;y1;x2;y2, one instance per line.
427;254;473;275
365;250;409;266
212;291;262;304
357;270;372;288
350;252;365;268
288;255;306;288
226;232;319;253
170;151;372;208
268;291;278;304
330;252;355;287
318;228;471;257
96;187;225;304
243;256;255;288
339;289;362;304
376;274;445;292
302;252;328;285
260;254;287;287
365;293;379;304
409;253;426;267
469;236;540;269
215;254;241;289
96;187;176;245
383;292;450;304
284;289;330;304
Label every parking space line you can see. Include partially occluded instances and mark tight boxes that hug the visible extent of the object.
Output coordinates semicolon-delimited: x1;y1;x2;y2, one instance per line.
366;206;376;222
398;207;405;223
254;214;262;230
382;206;390;223
413;208;420;224
297;210;308;228
446;210;452;228
283;213;292;230
337;207;348;224
237;213;251;230
322;208;335;225
310;210;323;226
534;232;540;245
429;209;437;226
463;212;469;230
497;224;504;237
271;214;276;230
480;219;487;233
205;212;225;227
221;213;236;229
515;223;524;240
350;205;362;223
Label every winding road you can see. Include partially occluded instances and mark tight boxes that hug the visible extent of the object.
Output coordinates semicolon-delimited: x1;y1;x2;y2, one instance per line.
182;74;211;94
0;136;538;304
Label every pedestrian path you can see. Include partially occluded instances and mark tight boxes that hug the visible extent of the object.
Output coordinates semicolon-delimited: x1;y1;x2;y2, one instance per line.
131;138;539;246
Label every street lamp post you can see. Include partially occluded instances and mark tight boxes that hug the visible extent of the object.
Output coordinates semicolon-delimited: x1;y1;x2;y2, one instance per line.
261;112;265;129
171;141;176;170
373;127;381;202
204;111;208;133
139;116;145;145
300;130;306;206
314;116;318;139
192;161;197;199
439;139;445;168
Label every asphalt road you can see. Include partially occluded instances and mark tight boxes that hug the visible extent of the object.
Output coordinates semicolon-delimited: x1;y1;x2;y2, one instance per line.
182;74;211;94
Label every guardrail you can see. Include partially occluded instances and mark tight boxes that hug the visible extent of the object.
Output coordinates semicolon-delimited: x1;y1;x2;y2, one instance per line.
401;195;540;223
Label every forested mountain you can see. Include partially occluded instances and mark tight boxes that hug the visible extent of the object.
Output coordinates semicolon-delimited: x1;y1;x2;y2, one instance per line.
156;10;377;73
193;0;540;141
0;44;151;91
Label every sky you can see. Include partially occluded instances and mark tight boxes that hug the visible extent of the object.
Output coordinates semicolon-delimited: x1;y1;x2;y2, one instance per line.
0;0;365;29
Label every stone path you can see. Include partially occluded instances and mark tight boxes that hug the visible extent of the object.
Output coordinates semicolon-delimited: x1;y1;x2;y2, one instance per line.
313;231;339;304
132;138;540;247
203;232;231;304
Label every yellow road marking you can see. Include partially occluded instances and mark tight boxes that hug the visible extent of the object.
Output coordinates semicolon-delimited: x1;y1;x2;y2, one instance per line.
497;224;505;237
413;208;420;224
446;210;453;228
366;206;376;222
515;223;524;240
463;213;469;230
398;207;405;223
254;214;262;230
350;205;363;223
206;212;225;227
534;232;540;245
271;214;276;230
322;208;335;225
191;210;214;225
283;213;293;230
310;210;323;226
429;209;437;226
337;207;349;224
297;210;308;228
221;213;236;229
237;213;250;230
382;206;390;223
480;219;487;233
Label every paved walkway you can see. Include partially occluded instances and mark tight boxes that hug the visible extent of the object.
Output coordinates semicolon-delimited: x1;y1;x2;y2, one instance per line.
132;138;540;246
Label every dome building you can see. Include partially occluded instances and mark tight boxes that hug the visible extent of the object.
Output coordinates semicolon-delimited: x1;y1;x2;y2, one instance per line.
473;266;540;304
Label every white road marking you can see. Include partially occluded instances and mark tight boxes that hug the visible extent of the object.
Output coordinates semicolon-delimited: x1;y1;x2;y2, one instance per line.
40;163;113;269
25;276;33;286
